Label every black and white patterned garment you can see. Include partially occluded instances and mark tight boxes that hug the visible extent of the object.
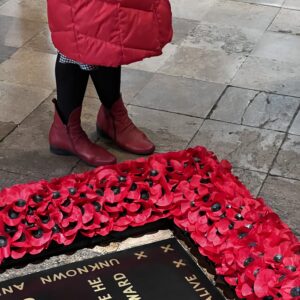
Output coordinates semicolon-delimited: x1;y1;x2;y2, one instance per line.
58;53;98;71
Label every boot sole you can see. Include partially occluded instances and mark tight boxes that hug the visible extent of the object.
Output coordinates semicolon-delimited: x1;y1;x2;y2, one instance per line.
96;125;155;155
50;145;116;167
50;146;73;156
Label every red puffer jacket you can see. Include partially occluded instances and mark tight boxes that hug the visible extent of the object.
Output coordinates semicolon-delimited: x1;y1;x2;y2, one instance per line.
47;0;173;66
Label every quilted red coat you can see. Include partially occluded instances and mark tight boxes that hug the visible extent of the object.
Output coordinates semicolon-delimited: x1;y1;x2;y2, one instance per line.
47;0;173;66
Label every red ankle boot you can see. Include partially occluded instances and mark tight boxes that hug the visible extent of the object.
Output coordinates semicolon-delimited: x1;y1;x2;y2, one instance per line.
49;99;116;166
96;97;155;155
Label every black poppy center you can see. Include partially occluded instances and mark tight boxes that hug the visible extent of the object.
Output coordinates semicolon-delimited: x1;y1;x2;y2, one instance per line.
0;236;8;248
244;257;254;267
32;229;43;239
124;198;134;204
291;287;300;297
93;201;102;212
40;215;50;224
200;178;211;184
141;190;149;200
16;199;26;207
111;186;120;195
130;183;137;191
273;254;283;263
52;224;60;233
68;187;77;195
33;194;43;203
52;191;60;199
119;176;126;182
8;209;19;219
150;170;158;176
235;213;244;221
96;188;104;196
285;265;296;272
211;202;221;212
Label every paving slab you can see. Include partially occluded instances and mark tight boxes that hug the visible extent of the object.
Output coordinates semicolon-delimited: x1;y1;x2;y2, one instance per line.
232;56;300;97
202;1;279;30
159;46;245;84
211;87;300;131
0;0;48;22
232;168;267;197
182;21;263;55
169;0;218;21
189;119;285;172
252;31;300;63
269;8;300;35
231;0;284;6
0;15;45;48
259;175;300;238
24;27;56;54
0;0;9;6
126;43;177;73
0;44;17;62
127;105;203;153
271;134;300;180
211;87;259;124
283;0;300;10
0;169;39;190
0;81;52;124
131;74;225;118
0;48;56;89
120;69;154;102
171;18;199;45
289;110;300;135
0;120;15;141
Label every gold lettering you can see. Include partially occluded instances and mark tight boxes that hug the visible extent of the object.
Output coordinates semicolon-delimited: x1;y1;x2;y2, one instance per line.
109;259;120;266
114;273;126;281
118;279;130;288
98;294;112;300
114;273;141;299
89;263;100;271
199;290;210;298
77;266;89;275
98;261;110;268
127;296;141;300
185;274;212;299
185;274;198;282
192;282;201;290
2;286;14;295
40;276;52;284
53;273;67;281
124;285;138;294
14;283;24;291
88;277;106;292
88;278;102;286
66;270;77;277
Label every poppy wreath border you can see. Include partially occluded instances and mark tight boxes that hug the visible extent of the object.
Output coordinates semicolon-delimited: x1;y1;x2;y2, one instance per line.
0;146;299;300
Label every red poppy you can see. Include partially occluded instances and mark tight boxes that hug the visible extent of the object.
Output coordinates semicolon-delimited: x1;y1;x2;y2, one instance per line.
0;146;299;300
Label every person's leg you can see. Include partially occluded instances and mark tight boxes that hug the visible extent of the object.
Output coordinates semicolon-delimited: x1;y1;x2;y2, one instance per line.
55;54;90;123
92;66;155;155
49;54;116;166
90;65;121;108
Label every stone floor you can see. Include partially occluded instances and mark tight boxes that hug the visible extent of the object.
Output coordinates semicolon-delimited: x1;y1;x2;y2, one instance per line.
0;0;299;275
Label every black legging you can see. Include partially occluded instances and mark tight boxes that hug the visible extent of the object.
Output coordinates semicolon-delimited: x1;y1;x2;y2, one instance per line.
55;54;121;124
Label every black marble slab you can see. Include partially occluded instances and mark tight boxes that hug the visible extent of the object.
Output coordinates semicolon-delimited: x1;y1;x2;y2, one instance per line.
0;238;225;300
